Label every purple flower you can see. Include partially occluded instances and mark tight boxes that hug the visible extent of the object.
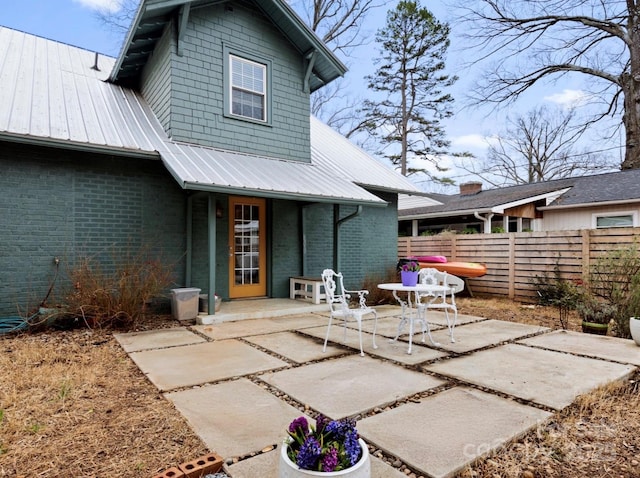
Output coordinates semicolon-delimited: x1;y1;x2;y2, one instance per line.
288;416;308;434
296;437;321;470
285;416;362;472
315;414;330;432
344;429;361;466
321;447;339;472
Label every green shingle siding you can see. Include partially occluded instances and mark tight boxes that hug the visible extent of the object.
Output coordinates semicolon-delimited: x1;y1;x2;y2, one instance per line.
140;2;310;162
141;24;173;134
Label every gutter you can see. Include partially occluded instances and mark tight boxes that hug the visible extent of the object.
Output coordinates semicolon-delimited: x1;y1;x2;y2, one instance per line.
0;133;160;160
182;183;387;207
474;211;494;234
400;208;494;221
538;199;640;210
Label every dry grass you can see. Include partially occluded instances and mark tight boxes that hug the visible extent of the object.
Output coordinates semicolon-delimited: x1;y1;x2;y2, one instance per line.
1;297;639;477
0;323;207;477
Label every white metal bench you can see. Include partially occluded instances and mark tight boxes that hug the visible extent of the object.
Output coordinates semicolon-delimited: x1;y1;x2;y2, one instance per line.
289;276;326;304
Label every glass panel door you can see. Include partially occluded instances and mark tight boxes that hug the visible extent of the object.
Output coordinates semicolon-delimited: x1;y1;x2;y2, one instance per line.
229;197;266;298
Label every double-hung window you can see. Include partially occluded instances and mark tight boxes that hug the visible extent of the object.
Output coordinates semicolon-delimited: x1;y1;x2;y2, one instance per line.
230;55;267;122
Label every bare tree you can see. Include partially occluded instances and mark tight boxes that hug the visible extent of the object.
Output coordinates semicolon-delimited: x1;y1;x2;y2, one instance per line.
95;0;140;39
291;0;383;130
291;0;380;56
459;0;640;170
457;106;618;187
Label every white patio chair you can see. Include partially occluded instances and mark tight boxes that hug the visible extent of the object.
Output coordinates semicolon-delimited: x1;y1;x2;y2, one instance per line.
321;269;378;356
415;268;464;344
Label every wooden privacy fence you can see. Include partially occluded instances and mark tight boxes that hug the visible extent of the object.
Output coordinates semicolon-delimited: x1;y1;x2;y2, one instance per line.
398;227;640;301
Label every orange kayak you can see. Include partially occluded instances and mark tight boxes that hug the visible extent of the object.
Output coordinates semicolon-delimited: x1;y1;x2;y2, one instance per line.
418;261;487;278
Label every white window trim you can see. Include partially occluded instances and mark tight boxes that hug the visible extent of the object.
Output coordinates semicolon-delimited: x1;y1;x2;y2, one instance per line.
592;210;638;229
229;54;267;123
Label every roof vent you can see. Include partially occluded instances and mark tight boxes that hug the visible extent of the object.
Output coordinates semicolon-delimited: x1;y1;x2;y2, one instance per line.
460;181;482;196
91;52;100;71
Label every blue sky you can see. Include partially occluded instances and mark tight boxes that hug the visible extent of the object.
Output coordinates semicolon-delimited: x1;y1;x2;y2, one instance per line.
2;0;125;56
1;0;617;190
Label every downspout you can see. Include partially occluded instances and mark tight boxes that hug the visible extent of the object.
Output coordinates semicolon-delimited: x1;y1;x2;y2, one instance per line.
333;205;363;272
474;211;494;234
300;203;312;276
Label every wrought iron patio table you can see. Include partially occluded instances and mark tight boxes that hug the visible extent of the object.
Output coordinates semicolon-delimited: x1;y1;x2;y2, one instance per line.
377;282;452;354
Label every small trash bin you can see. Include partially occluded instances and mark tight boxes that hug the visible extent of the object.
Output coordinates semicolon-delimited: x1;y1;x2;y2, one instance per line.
170;288;201;321
199;294;222;313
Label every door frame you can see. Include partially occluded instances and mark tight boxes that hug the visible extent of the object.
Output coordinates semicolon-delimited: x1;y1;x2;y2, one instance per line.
228;196;267;298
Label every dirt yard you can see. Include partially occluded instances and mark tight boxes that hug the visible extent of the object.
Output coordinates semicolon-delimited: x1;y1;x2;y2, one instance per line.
0;297;638;477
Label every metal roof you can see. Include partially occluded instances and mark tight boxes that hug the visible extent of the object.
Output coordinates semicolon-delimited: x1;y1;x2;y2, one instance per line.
110;0;347;91
0;26;419;206
0;27;156;155
310;118;423;196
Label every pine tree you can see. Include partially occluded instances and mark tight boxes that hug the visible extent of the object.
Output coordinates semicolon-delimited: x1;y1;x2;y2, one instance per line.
360;0;458;180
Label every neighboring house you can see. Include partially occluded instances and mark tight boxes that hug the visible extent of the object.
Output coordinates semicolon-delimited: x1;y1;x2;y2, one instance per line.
0;0;422;316
399;170;640;236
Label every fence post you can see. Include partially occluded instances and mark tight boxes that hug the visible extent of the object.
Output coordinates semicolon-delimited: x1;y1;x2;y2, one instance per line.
508;234;515;299
451;235;457;261
581;229;590;284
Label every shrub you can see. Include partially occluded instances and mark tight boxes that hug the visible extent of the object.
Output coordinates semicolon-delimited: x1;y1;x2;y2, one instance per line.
55;247;176;329
362;267;398;305
575;294;617;325
589;243;640;338
534;264;581;329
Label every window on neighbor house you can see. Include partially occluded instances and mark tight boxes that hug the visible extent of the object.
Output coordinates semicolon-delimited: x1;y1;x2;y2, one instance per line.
230;55;266;122
594;213;636;228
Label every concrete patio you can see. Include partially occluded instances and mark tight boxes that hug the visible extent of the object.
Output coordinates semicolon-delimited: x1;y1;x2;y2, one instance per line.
114;301;640;478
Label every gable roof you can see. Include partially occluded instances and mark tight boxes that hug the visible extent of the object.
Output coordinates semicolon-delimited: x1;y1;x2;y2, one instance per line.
399;170;640;219
0;26;421;206
110;0;347;91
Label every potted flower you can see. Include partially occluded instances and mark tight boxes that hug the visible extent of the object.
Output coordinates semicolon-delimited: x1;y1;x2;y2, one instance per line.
398;260;420;287
576;294;616;336
624;277;640;345
279;416;370;477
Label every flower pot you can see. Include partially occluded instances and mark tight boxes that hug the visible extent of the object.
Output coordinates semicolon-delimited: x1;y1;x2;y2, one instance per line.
581;320;609;336
279;438;370;478
400;271;418;287
630;317;640;346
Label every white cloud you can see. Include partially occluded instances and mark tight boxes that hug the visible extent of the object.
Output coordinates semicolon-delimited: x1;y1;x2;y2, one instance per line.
451;134;495;150
544;89;588;108
73;0;123;13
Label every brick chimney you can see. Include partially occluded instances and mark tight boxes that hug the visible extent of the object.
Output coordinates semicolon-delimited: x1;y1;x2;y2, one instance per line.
459;181;482;196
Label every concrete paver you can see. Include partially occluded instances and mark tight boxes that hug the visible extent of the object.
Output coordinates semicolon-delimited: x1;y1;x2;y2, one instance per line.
519;329;640;366
296;324;379;355
116;309;640;477
299;325;448;364
260;355;445;419
166;379;307;459
113;327;205;352
129;340;287;391
244;331;345;363
226;448;407;478
193;314;327;340
428;319;549;353
358;387;552;478
425;343;636;410
347;316;444;340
